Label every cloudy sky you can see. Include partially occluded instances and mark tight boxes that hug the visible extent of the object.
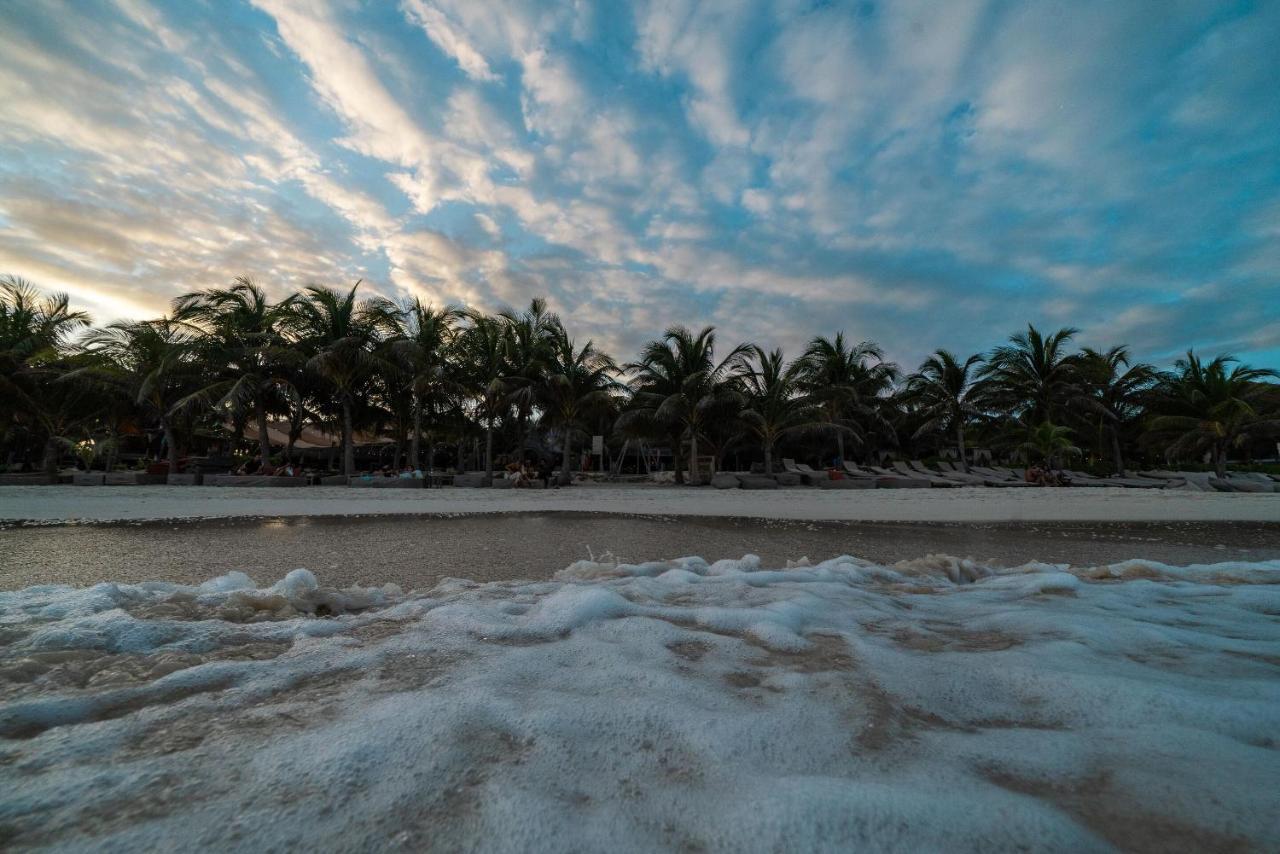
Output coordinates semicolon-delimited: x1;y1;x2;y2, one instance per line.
1;0;1277;370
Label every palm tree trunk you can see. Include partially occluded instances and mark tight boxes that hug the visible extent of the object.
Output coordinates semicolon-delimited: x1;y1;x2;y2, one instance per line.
672;439;685;485
956;423;968;473
1214;443;1226;479
256;401;271;465
1109;427;1126;478
835;429;845;464
42;436;59;475
342;399;354;476
517;409;527;463
410;395;422;469
105;426;118;472
162;417;179;476
561;430;572;484
689;432;700;485
484;418;495;485
763;442;773;475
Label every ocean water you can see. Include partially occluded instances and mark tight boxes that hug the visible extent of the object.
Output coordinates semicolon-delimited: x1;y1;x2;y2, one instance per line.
1;555;1278;851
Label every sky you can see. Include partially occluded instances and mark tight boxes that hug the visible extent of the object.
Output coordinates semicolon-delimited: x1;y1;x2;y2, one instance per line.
1;0;1278;371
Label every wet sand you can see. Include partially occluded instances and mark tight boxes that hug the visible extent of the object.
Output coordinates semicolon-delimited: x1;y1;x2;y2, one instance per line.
4;512;1278;591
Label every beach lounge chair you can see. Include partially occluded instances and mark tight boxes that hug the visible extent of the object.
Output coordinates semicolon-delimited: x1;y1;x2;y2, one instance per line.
972;466;1023;483
838;462;879;482
839;463;921;491
204;475;306;487
1214;476;1275;493
889;461;959;487
1064;470;1168;489
933;461;1029;487
782;459;822;485
348;477;425;489
844;462;928;488
913;461;995;486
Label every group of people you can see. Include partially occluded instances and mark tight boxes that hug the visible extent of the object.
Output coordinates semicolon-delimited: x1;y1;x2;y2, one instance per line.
233;455;304;477
364;465;426;479
504;458;558;488
1024;465;1071;487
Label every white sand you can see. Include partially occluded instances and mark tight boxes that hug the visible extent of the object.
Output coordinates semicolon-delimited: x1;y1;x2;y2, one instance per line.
1;483;1276;524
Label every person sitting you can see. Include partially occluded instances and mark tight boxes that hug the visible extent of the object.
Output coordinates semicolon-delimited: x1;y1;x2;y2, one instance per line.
1025;464;1050;486
398;467;413;479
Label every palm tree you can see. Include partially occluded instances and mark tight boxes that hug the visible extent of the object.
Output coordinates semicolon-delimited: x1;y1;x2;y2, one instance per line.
902;350;984;471
539;328;620;481
173;278;298;466
623;326;749;485
1148;351;1279;478
456;312;509;484
501;298;559;461
1077;346;1155;477
738;347;822;474
75;320;200;476
384;299;461;471
979;325;1081;424
798;333;897;463
0;277;90;384
285;283;381;477
1019;422;1081;470
1;278;93;472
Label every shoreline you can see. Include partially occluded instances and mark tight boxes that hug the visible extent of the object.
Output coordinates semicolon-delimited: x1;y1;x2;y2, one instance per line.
1;483;1278;526
5;511;1278;592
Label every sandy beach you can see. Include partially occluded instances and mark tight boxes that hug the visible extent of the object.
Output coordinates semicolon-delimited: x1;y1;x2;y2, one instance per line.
4;485;1279;851
4;512;1279;592
2;483;1278;525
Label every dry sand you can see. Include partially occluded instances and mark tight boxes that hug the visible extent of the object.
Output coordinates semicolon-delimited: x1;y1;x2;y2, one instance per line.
2;482;1278;525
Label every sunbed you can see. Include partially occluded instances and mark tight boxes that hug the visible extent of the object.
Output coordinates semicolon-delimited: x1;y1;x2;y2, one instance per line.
1063;470;1168;489
910;460;979;484
203;474;307;487
842;462;922;488
781;459;823;485
917;460;1027;487
888;461;959;487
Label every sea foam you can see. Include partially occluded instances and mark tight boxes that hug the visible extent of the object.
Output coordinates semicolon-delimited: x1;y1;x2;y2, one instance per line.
1;555;1278;851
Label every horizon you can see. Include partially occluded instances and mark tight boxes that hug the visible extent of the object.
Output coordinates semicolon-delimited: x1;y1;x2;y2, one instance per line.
2;1;1278;372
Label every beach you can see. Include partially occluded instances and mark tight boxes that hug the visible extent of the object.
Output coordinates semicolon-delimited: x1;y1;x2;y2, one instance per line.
3;483;1279;525
3;486;1279;851
3;484;1277;591
3;512;1280;592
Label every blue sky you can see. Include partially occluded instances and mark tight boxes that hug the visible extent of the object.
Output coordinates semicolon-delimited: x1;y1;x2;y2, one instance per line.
1;0;1277;370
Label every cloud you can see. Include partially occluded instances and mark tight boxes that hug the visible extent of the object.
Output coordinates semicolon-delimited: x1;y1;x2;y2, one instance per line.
0;0;1276;371
401;0;499;82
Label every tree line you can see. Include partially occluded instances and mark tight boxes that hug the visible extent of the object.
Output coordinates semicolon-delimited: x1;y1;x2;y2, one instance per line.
2;275;1277;482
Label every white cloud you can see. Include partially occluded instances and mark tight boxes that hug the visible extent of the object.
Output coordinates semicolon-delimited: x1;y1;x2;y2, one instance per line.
401;0;498;82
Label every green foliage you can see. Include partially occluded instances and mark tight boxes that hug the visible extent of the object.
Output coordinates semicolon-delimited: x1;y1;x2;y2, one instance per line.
3;274;1277;479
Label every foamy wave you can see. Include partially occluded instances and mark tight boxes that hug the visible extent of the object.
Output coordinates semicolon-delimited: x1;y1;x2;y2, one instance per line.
1;555;1278;850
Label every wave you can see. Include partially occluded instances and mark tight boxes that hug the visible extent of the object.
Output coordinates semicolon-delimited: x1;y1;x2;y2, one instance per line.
2;555;1278;850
